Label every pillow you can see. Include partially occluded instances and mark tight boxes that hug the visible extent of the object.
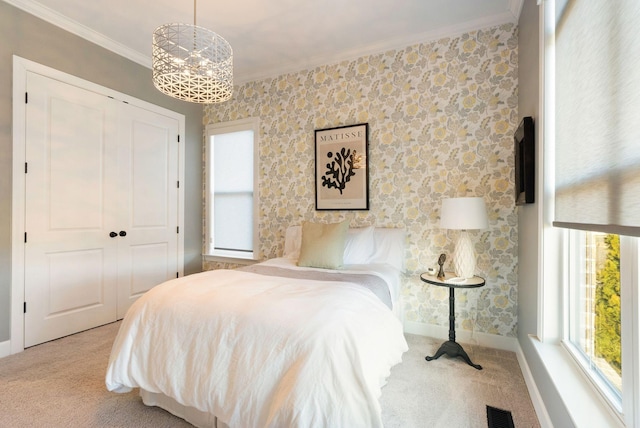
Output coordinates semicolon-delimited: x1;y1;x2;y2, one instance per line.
343;226;376;264
369;228;406;272
297;220;349;269
283;225;302;259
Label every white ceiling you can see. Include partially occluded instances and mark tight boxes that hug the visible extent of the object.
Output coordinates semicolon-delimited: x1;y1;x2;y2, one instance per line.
6;0;523;85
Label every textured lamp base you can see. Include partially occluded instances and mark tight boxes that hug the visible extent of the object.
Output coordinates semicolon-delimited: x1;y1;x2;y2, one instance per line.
453;230;476;279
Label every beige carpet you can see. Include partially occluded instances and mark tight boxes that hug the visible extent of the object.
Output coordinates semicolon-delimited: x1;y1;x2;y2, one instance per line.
0;322;540;428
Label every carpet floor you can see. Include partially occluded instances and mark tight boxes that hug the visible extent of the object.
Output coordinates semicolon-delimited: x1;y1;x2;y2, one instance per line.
0;322;540;427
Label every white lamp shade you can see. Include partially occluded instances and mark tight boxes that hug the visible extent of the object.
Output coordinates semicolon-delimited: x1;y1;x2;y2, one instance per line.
439;197;489;230
439;197;488;279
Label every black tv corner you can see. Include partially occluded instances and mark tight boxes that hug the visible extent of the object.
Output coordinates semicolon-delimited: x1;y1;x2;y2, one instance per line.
515;116;534;205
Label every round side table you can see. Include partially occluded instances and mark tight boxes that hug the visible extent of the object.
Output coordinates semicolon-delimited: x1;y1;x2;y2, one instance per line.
420;272;485;370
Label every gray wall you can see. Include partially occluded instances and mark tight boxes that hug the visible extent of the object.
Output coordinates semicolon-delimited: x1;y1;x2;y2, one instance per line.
517;1;573;426
0;1;203;342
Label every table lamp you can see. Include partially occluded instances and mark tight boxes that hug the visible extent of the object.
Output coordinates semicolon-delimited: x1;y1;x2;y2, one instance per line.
439;197;489;279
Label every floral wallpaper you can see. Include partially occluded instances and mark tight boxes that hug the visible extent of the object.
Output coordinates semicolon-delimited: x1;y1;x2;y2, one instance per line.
203;23;519;338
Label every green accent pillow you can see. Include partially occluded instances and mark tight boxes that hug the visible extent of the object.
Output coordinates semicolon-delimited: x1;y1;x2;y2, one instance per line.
297;220;349;269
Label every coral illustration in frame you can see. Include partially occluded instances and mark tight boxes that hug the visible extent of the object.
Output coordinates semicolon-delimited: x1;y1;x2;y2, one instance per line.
314;123;369;210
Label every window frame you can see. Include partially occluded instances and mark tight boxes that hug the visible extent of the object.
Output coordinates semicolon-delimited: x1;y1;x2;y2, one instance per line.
204;117;260;263
559;233;639;425
539;1;640;425
562;230;625;416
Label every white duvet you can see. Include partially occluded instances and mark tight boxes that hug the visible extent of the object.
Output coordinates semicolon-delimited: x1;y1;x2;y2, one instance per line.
105;263;408;428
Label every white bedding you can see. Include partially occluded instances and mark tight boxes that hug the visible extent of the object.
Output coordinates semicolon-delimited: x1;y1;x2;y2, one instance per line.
259;257;403;311
105;259;408;428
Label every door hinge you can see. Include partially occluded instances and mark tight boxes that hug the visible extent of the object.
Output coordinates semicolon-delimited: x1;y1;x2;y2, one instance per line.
177;135;180;143
176;226;179;234
24;302;27;313
176;272;179;278
177;180;180;188
25;92;28;104
24;232;27;243
25;162;28;173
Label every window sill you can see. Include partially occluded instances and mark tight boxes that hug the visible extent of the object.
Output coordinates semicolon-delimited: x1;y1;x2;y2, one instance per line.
529;335;623;427
203;252;258;266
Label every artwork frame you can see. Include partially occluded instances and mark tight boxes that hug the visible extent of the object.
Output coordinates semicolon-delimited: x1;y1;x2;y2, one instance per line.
314;123;369;210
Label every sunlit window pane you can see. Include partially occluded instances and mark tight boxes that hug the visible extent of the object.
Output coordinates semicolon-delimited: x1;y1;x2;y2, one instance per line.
569;231;621;395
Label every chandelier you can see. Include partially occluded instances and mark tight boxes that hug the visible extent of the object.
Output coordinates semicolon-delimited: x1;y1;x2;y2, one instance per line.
152;0;233;103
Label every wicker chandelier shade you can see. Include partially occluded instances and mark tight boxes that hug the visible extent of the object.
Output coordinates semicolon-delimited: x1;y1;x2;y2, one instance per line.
152;2;232;104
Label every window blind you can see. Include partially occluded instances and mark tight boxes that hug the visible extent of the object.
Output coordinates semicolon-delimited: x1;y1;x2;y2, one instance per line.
212;130;254;252
554;0;640;237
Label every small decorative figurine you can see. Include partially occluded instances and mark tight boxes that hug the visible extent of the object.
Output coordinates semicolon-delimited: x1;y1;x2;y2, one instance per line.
437;253;446;279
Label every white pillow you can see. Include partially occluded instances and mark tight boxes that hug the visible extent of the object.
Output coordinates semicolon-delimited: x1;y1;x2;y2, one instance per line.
284;225;405;271
369;228;406;272
283;225;302;259
285;224;376;265
343;226;376;264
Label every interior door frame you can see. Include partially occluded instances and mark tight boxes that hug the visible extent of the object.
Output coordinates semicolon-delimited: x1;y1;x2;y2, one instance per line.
11;56;185;354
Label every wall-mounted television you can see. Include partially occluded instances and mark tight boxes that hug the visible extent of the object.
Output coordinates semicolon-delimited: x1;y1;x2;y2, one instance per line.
515;116;535;205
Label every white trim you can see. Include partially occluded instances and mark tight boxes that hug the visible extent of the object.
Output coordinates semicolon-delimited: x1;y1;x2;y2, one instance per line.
515;338;553;428
2;0;150;68
204;118;261;262
538;0;564;344
403;320;517;352
509;0;525;20
203;254;257;266
11;57;27;355
0;340;10;359
536;0;547;341
11;55;185;354
562;338;623;417
621;235;640;427
529;335;623;427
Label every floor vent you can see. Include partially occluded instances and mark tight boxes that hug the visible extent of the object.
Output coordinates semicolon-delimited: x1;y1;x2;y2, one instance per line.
486;405;515;428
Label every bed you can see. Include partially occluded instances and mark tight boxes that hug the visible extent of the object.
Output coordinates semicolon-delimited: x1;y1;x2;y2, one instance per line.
105;222;408;428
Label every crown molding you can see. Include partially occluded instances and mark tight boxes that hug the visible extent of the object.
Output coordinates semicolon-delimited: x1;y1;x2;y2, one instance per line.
3;0;151;68
509;0;525;20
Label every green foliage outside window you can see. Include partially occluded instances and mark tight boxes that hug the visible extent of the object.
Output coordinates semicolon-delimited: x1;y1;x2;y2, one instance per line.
595;234;621;375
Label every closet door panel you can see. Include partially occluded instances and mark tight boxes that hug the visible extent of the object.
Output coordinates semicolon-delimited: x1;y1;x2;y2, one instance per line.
116;104;179;318
24;72;119;348
129;243;170;295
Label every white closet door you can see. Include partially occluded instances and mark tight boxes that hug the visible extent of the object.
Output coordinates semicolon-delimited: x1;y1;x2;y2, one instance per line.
115;104;179;318
24;72;119;347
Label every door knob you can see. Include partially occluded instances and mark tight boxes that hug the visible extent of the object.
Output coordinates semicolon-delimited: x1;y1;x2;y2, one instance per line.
109;232;117;238
119;231;127;237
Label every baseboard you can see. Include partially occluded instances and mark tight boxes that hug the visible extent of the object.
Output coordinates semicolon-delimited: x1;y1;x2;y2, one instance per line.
514;338;553;428
0;340;10;358
403;320;518;352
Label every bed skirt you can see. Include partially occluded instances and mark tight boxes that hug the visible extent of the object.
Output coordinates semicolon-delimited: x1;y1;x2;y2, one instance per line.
140;389;229;428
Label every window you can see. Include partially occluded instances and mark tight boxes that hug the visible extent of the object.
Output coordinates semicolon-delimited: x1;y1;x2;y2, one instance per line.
563;231;639;423
547;1;640;425
205;118;259;261
566;231;623;407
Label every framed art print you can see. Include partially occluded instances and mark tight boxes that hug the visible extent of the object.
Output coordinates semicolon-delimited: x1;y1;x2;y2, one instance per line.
314;123;369;210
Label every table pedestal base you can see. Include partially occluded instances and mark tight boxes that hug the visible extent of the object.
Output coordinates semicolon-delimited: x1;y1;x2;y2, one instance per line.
426;340;482;370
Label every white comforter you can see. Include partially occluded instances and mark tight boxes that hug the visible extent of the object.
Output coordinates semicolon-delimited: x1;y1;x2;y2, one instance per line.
105;264;408;428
